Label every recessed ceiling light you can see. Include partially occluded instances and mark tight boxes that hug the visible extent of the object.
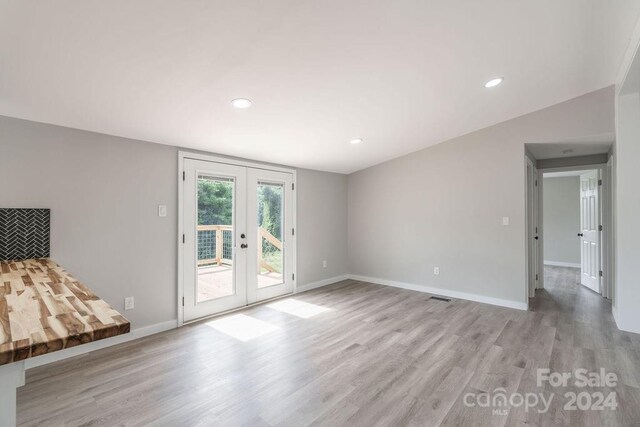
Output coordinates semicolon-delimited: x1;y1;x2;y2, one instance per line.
231;98;252;109
350;138;364;145
484;77;504;88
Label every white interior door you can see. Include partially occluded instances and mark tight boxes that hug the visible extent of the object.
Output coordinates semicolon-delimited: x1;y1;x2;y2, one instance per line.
580;171;600;293
247;169;295;303
183;159;248;322
182;158;295;322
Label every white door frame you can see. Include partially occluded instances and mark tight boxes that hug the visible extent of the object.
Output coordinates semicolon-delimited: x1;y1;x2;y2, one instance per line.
530;161;613;303
525;156;541;300
603;156;614;300
178;151;297;326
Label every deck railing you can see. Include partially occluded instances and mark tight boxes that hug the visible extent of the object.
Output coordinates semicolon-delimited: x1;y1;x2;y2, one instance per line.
197;225;233;266
258;227;282;273
197;225;282;272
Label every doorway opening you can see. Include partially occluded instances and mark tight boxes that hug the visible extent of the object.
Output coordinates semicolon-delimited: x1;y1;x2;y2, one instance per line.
544;169;602;293
525;158;614;309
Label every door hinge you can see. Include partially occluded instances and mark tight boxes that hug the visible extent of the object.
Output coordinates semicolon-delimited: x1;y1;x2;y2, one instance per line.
183;171;185;181
292;228;295;236
598;179;602;186
535;180;538;187
599;270;603;277
292;183;295;190
182;234;185;243
182;297;184;306
292;273;295;280
599;225;603;231
535;274;538;281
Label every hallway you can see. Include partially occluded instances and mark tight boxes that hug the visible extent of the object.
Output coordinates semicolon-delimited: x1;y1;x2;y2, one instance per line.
531;266;615;328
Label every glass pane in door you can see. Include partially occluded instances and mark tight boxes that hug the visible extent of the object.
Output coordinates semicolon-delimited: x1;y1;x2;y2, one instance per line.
197;175;234;302
256;182;284;288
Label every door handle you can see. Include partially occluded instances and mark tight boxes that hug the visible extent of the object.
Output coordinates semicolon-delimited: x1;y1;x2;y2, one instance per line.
577;233;584;237
534;236;538;240
240;243;248;249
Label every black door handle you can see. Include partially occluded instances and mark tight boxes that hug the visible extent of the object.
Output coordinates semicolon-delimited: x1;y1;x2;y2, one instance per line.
577;233;584;237
534;236;538;240
240;243;248;249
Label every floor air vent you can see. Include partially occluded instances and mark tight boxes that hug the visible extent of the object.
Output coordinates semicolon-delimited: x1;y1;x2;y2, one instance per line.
430;296;451;302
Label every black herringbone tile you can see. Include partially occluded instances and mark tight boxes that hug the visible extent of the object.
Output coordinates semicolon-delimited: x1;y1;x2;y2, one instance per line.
0;208;50;260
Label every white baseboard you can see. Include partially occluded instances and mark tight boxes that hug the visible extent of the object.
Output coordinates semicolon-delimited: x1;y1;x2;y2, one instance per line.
24;319;178;369
296;275;350;293
347;274;528;311
544;261;581;268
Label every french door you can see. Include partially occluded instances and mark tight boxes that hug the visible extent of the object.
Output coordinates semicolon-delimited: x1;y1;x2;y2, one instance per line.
182;158;295;322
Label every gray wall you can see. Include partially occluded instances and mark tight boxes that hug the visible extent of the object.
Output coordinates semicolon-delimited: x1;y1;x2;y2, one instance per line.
348;87;614;306
543;177;580;265
0;115;348;329
297;169;348;285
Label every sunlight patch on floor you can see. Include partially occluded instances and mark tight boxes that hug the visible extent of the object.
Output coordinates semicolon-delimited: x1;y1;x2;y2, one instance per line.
206;314;279;342
266;298;331;318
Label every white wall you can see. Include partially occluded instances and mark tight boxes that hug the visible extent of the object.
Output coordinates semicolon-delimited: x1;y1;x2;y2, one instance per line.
0;115;348;329
612;12;640;334
543;177;581;266
348;87;614;308
614;91;640;333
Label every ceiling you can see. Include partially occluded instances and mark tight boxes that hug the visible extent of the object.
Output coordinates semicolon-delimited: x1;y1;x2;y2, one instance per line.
544;170;594;178
526;133;615;160
1;1;639;174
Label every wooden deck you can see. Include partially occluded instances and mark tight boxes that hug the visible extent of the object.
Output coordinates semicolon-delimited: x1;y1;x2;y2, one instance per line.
197;265;283;301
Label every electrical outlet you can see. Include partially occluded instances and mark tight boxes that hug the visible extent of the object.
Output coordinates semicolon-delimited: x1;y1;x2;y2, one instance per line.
322;260;327;268
434;267;440;276
158;205;167;217
125;297;135;310
502;216;510;226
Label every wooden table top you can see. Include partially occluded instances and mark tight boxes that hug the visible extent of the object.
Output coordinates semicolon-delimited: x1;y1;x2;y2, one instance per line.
0;258;130;366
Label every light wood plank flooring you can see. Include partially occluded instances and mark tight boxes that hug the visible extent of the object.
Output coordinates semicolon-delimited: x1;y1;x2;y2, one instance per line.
17;267;640;426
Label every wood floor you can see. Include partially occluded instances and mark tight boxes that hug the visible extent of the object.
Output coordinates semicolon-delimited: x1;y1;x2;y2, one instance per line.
17;267;640;426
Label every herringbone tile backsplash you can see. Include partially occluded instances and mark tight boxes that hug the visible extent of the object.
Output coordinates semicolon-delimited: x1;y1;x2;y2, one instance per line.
0;208;50;260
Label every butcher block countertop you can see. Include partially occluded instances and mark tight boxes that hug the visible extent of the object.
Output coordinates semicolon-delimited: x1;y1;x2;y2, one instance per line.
0;258;130;366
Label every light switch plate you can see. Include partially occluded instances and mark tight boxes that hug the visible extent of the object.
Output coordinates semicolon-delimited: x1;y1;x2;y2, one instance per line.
502;216;510;226
158;205;167;217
